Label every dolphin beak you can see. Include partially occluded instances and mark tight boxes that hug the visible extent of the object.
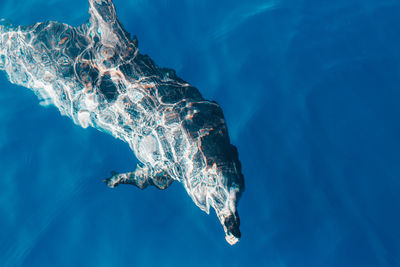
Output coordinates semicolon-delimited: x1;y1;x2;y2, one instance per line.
222;210;241;245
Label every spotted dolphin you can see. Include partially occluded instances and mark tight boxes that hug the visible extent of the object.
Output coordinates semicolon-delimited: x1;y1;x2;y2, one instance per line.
0;0;244;245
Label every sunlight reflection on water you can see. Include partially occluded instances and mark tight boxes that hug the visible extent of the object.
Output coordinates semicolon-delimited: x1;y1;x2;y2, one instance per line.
0;0;400;266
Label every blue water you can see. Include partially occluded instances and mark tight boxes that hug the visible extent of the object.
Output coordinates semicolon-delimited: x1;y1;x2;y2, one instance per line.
0;0;400;266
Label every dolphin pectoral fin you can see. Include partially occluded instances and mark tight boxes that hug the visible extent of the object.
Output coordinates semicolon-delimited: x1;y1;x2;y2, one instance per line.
103;171;137;188
103;164;173;190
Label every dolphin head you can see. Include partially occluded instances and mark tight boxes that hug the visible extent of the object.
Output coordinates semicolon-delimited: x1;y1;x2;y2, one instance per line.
193;144;244;245
212;144;244;245
183;100;245;245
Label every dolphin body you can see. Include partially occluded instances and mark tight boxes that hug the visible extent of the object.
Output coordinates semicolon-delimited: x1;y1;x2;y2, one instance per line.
0;0;244;245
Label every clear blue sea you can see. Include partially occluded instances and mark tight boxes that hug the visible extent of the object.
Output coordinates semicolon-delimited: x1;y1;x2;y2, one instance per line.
0;0;400;266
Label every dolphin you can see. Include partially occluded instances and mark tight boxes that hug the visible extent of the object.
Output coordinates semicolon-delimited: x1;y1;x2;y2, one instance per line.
0;0;244;245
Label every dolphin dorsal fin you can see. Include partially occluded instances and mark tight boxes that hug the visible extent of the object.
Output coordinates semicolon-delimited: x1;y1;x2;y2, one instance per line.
88;0;118;44
88;0;117;25
87;0;137;53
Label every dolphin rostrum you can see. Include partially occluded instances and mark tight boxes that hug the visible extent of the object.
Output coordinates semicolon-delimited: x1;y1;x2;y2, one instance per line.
0;0;244;245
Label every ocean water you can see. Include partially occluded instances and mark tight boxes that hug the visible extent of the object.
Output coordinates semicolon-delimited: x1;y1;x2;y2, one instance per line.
0;0;399;266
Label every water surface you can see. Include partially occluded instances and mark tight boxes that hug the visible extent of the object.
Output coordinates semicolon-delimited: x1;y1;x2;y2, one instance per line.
0;0;399;266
